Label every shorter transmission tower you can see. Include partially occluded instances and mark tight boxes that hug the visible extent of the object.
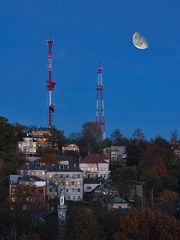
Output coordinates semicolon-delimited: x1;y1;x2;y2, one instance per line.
46;37;56;128
96;64;106;140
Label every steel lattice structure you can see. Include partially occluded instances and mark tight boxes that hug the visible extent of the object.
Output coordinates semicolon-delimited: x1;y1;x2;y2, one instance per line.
46;37;56;128
96;65;106;140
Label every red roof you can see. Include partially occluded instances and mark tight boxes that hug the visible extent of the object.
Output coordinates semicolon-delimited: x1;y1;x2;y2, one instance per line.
80;154;107;164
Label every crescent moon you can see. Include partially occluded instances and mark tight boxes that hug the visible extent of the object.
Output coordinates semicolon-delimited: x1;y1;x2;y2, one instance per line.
133;32;148;50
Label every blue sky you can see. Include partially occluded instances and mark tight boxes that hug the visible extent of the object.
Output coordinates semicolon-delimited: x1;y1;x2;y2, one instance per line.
0;0;180;139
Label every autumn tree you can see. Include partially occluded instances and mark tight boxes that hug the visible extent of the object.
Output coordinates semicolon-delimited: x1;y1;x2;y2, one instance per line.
40;152;58;164
81;122;102;154
156;190;179;213
113;208;180;240
72;207;104;240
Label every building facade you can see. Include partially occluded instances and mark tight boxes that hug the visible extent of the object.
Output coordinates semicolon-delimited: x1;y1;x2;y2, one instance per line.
9;175;46;203
79;154;110;179
103;146;127;166
18;163;83;201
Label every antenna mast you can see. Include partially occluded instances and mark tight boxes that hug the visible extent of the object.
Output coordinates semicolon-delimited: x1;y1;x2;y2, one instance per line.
96;63;106;139
47;37;56;128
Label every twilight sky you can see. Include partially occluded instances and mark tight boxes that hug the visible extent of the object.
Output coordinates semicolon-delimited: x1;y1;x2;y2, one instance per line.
0;0;180;139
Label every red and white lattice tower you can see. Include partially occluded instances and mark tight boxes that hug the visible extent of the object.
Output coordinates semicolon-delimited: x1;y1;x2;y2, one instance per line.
96;64;106;140
47;37;56;128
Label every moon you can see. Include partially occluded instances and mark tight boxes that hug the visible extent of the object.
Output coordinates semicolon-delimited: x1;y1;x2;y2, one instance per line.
133;32;148;50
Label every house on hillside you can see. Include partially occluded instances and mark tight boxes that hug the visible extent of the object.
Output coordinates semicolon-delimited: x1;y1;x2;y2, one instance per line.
79;154;110;179
9;175;46;204
62;144;79;153
103;146;127;166
18;161;83;202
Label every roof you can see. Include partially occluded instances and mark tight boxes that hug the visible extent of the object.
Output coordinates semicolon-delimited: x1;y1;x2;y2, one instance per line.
21;163;82;173
106;196;127;204
19;175;45;182
56;154;70;161
80;154;107;164
83;178;102;184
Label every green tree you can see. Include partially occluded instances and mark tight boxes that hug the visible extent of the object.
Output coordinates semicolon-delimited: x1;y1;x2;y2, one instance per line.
126;143;144;165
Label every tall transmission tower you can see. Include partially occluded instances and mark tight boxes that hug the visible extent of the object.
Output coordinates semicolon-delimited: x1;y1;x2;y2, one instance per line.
96;64;106;140
46;37;56;128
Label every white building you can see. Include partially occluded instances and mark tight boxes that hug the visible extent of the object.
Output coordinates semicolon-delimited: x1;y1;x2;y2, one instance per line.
79;154;110;179
19;163;83;202
62;144;79;153
18;136;37;155
47;168;83;201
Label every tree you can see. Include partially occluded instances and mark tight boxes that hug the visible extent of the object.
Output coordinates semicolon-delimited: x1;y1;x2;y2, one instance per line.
40;152;58;164
170;131;178;145
126;143;144;165
111;129;127;145
156;190;178;212
0;116;24;204
81;122;102;154
113;208;180;240
132;128;145;142
72;207;104;240
19;232;41;240
49;128;67;153
0;116;16;152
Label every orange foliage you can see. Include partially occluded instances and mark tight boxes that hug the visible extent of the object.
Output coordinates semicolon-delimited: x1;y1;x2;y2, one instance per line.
40;153;57;164
113;208;180;240
156;190;178;210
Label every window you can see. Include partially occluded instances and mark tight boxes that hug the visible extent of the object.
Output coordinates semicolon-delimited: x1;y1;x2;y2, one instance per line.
87;186;91;190
38;189;43;194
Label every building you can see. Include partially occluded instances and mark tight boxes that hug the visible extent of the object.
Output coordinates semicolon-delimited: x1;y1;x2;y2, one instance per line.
91;182;129;210
92;182;119;202
18;135;38;155
103;146;127;166
18;162;83;202
31;128;58;152
62;144;79;153
127;180;144;209
106;196;129;210
9;174;46;203
83;178;101;193
79;154;110;179
46;165;83;201
18;128;59;161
